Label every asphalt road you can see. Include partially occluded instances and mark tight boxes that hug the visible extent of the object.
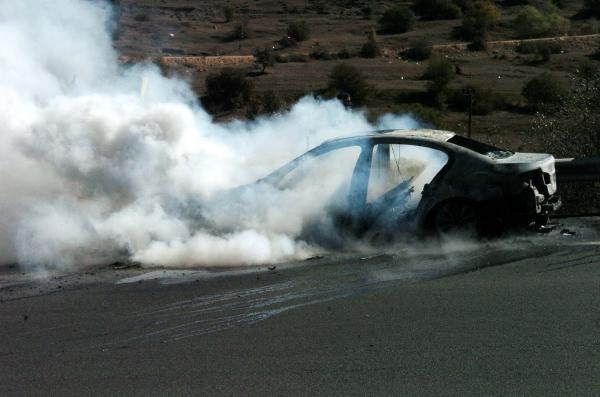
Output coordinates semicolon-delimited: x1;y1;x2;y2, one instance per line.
1;218;600;396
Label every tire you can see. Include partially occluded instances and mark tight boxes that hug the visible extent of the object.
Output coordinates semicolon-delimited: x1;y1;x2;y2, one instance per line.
434;200;479;237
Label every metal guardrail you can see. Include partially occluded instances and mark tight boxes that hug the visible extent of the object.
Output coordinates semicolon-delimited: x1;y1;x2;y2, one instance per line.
555;157;600;183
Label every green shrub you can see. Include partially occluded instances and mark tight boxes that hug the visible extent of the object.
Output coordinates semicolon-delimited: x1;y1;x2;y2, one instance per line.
379;6;415;34
287;20;310;42
327;64;371;106
522;72;567;109
205;68;254;110
402;39;432;61
413;0;462;20
513;5;569;38
360;29;381;58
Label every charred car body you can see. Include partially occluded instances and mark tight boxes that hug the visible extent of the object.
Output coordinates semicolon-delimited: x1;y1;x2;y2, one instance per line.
246;129;561;238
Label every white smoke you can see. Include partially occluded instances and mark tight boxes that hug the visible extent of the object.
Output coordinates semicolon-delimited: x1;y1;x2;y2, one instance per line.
0;0;421;269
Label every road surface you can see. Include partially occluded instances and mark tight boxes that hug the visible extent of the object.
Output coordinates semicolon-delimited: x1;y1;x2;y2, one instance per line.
1;218;600;396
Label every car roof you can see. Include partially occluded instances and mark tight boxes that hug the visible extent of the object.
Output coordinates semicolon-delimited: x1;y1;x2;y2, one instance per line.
322;129;456;146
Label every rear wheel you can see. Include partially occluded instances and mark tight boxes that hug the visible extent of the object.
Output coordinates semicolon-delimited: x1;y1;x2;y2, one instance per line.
434;200;479;237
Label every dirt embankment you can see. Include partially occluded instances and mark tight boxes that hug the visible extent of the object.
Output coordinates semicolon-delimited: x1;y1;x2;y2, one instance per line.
120;55;256;71
433;33;600;55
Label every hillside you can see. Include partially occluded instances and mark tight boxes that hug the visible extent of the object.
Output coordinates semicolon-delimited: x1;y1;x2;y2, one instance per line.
114;0;600;152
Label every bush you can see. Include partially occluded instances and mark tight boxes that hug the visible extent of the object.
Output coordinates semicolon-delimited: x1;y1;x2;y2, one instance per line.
379;6;415;34
515;40;562;63
402;39;432;61
522;72;567;109
360;29;381;58
361;6;373;19
413;0;462;20
513;5;569;38
423;57;455;107
254;47;275;73
223;4;235;22
230;18;251;41
205;68;254;110
423;57;455;91
246;90;285;119
287;21;310;42
455;0;500;41
327;64;371;106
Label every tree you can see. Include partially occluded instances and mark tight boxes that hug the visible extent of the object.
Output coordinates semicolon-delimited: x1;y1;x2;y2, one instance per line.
360;29;381;58
254;47;274;73
327;64;371;106
287;21;310;42
513;5;569;38
522;72;567;110
423;56;455;107
205;68;254;110
402;39;432;61
455;0;500;42
379;6;415;34
413;0;462;20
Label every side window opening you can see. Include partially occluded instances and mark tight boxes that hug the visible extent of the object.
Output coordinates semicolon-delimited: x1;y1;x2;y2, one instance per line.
277;145;363;210
367;144;448;211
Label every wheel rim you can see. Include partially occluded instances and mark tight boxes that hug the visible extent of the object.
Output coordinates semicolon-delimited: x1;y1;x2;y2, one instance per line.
435;201;478;234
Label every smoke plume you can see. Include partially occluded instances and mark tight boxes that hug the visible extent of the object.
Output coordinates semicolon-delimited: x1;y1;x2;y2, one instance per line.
0;0;420;269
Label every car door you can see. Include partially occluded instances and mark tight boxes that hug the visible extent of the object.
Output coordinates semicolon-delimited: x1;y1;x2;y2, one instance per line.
364;141;449;231
273;142;369;227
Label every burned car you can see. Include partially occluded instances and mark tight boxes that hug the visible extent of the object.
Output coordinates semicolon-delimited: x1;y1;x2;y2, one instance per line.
239;129;561;239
